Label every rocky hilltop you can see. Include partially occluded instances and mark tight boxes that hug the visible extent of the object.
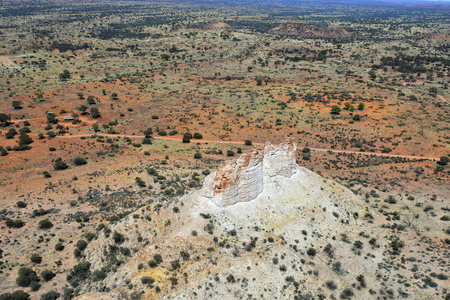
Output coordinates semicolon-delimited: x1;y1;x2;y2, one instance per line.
270;24;353;39
74;142;389;300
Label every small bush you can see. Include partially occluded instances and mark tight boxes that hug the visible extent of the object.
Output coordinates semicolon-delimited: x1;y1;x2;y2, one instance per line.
41;270;56;282
55;243;64;251
193;132;203;139
326;280;337;290
244;140;252;146
40;290;60;300
38;219;53;229
307;248;316;257
113;231;125;244
54;158;68;170
6;219;25;228
30;254;42;264
141;276;155;285
29;281;40;292
73;157;87;166
17;201;27;208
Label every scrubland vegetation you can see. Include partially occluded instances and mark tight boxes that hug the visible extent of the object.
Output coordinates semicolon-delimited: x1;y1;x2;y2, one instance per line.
0;0;448;298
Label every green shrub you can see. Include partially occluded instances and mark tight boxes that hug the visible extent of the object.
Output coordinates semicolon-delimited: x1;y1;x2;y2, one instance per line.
76;240;88;251
73;157;87;166
38;219;53;229
6;219;25;228
41;270;56;282
113;231;125;244
40;290;60;300
0;290;30;300
54;158;68;170
55;243;64;251
29;281;40;291
154;254;163;264
17;201;27;208
30;253;42;264
141;276;155;285
182;132;192;143
193;132;203;139
244;140;252;146
16;267;38;287
307;248;316;257
67;262;91;287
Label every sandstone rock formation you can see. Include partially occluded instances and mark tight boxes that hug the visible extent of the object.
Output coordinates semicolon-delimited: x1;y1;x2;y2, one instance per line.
210;142;297;207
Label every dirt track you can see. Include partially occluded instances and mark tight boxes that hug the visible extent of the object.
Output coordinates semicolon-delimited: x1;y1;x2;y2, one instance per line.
28;133;438;161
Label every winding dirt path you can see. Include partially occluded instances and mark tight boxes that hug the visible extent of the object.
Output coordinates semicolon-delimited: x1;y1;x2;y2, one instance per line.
29;133;439;161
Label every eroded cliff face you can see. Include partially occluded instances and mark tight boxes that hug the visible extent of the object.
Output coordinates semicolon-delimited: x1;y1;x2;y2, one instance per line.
211;142;297;207
75;141;376;300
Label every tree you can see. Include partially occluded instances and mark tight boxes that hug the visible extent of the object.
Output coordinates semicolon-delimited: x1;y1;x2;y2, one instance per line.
330;105;342;115
92;123;100;132
110;92;118;100
76;240;88;251
182;132;192;143
18;133;33;146
47;113;58;124
56;124;66;134
41;270;55;282
143;128;153;139
358;102;365;110
0;113;10;126
90;107;101;118
369;70;377;80
12;101;23;109
5;128;17;139
244;140;252;146
439;156;449;166
35;90;44;102
78;105;88;115
77;92;84;99
193;132;203;139
87;96;96;105
0;146;8;156
16;267;38;287
59;70;71;81
67;261;91;287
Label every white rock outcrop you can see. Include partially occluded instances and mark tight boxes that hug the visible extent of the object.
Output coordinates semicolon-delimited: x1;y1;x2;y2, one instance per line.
209;141;297;207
